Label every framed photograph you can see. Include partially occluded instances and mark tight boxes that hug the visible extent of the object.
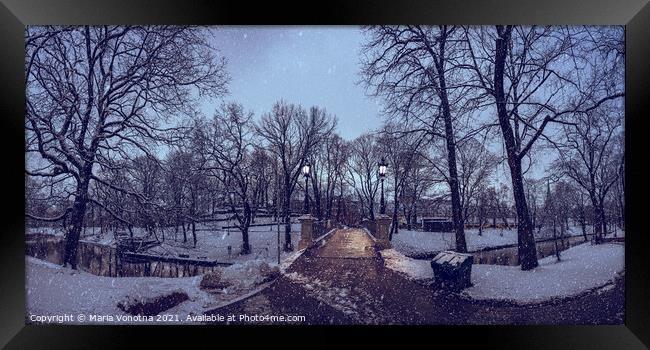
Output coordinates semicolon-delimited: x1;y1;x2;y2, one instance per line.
1;0;648;348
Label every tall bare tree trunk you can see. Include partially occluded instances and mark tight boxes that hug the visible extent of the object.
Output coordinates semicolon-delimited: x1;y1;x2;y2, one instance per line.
63;160;95;268
242;226;251;254
63;190;88;269
494;25;538;270
589;192;604;241
436;31;467;253
241;202;252;254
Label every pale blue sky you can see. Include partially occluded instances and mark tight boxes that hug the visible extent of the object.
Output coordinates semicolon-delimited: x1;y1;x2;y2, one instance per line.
197;26;591;182
202;26;382;140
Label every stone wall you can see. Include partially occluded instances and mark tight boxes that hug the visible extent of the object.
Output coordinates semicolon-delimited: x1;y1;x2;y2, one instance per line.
119;254;226;277
25;234;229;278
25;234;64;265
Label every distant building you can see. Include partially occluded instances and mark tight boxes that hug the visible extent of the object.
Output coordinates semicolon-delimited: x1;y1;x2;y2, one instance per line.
421;217;453;232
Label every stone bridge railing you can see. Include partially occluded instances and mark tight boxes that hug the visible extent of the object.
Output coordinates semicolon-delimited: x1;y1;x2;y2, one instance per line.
313;219;337;240
298;216;342;249
298;214;393;250
360;215;392;250
25;233;227;278
360;219;377;236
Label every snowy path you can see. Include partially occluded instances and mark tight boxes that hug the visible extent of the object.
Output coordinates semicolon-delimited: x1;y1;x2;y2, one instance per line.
206;229;624;324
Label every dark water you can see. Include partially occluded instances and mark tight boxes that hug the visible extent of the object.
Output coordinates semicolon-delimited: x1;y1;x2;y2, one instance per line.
472;235;588;266
25;234;226;278
408;235;590;266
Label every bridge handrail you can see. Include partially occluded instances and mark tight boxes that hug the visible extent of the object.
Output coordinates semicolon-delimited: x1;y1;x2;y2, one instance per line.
313;219;339;240
360;219;377;238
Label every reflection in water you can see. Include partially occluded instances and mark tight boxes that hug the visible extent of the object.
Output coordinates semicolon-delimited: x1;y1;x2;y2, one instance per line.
473;236;588;266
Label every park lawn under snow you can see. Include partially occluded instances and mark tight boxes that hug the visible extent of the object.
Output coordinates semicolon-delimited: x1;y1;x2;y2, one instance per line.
465;242;624;304
144;224;301;264
380;242;624;304
25;256;285;324
28;222;302;264
392;227;591;256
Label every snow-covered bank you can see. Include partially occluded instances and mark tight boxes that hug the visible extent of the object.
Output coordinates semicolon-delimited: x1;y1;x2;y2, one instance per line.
465;243;624;304
380;249;433;282
26;255;287;324
380;242;624;304
26;256;211;322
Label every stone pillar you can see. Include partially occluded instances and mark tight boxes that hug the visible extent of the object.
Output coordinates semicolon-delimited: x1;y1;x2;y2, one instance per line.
298;215;315;249
375;214;392;249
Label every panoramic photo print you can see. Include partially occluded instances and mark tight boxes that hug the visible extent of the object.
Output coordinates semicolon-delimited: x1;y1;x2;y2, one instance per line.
24;25;625;325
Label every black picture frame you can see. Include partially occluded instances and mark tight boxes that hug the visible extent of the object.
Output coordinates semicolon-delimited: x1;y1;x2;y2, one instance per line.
1;0;648;348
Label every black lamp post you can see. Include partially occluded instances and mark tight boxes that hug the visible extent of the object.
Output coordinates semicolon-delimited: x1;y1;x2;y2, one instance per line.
302;162;311;215
379;158;388;215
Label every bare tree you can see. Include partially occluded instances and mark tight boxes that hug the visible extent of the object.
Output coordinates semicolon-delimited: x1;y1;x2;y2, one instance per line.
554;104;624;241
464;25;624;269
335;142;352;223
249;147;275;216
523;178;542;233
25;26;228;268
179;136;213;247
576;191;590;240
128;155;164;238
92;159;138;237
360;25;479;252
309;133;347;220
415;133;497;235
452;137;498;227
377;123;423;238
163;150;203;244
474;185;490;235
195;103;264;254
346;133;381;221
400;152;440;230
256;102;336;251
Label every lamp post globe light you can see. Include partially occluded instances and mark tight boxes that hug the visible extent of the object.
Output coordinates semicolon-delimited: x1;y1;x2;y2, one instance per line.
379;158;388;215
302;162;311;215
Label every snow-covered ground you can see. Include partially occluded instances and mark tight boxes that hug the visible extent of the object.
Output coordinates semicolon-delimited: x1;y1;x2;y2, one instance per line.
28;222;302;264
25;254;294;324
380;242;624;304
391;226;605;256
26;256;211;323
380;249;434;282
143;225;301;264
465;243;624;304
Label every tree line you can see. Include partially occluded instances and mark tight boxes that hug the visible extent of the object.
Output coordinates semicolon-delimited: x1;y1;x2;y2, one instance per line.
25;25;624;271
358;25;624;270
